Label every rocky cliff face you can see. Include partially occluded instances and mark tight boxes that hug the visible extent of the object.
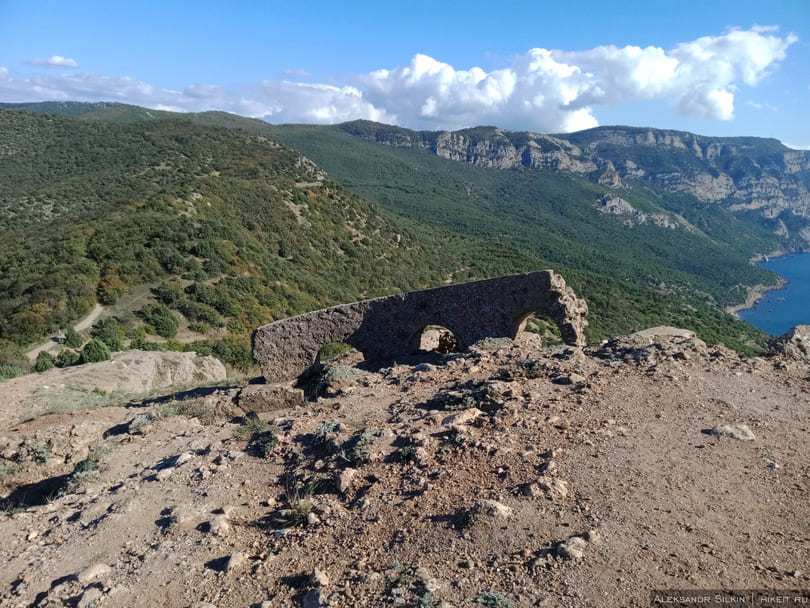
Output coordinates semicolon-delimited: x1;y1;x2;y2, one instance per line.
341;121;810;245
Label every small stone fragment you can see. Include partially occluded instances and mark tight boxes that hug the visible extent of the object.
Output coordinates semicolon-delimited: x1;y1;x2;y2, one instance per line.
709;424;755;441
77;586;104;608
310;567;329;587
226;551;246;572
302;588;323;608
337;468;357;494
210;515;231;536
557;536;587;560
77;563;111;584
441;408;483;427
471;499;513;519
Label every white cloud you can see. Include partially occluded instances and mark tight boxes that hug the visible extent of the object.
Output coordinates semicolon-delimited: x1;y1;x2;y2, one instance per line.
250;81;395;124
27;55;79;69
1;28;796;133
355;27;795;131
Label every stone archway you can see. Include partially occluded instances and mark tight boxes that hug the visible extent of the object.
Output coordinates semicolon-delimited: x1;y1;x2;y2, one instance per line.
253;270;587;384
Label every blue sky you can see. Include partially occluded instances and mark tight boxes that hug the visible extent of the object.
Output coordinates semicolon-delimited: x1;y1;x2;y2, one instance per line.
1;0;808;146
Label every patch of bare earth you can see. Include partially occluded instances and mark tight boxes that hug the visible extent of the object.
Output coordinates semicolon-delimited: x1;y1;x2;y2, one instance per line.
1;331;808;608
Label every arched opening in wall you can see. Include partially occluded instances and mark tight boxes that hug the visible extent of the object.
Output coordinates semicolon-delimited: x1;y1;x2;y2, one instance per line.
317;342;364;367
416;325;460;354
514;314;563;349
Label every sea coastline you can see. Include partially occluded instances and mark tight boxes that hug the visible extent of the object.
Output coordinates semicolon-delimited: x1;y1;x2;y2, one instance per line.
726;277;789;318
727;246;793;319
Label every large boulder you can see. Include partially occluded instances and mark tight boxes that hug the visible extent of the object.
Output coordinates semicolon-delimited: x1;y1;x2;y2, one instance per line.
594;326;708;364
30;350;227;395
768;325;810;362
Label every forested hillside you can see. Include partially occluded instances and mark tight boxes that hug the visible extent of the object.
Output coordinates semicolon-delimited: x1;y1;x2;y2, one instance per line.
0;104;776;368
0;108;514;369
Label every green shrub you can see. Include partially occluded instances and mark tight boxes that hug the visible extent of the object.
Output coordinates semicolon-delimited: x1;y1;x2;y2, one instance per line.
80;338;111;364
55;349;80;368
0;364;23;381
188;322;210;334
90;317;124;351
33;350;55;372
318;341;354;363
139;303;178;338
64;327;83;348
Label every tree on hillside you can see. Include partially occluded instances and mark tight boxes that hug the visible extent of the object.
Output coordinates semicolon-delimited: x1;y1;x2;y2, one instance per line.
33;350;55;372
80;338;110;364
64;327;83;348
90;318;124;351
139;303;179;338
55;349;80;368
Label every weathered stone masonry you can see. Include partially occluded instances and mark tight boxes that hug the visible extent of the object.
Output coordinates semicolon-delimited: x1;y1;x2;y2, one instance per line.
252;270;588;383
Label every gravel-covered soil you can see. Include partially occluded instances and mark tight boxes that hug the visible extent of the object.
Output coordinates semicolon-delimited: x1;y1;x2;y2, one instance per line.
1;328;808;608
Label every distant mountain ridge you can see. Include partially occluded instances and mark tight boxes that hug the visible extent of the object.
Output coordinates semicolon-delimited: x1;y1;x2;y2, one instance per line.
336;120;810;247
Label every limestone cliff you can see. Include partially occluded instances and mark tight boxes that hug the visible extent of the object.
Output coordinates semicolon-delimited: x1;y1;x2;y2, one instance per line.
340;121;810;246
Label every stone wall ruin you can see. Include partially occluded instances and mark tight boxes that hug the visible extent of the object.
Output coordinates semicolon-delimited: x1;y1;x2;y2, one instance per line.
252;270;588;384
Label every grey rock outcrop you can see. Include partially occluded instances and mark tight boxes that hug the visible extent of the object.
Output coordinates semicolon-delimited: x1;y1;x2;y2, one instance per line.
17;350;227;395
595;326;708;365
768;325;810;362
253;271;587;383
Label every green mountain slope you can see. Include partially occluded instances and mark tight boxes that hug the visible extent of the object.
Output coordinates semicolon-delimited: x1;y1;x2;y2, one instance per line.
0;104;776;360
258;123;778;345
2;108;531;367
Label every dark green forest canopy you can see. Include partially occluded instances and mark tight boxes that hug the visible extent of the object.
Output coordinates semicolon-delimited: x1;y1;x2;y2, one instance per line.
0;105;780;359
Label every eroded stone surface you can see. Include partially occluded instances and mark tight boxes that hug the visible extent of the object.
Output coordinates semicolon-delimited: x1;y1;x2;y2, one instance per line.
252;271;587;383
768;325;810;362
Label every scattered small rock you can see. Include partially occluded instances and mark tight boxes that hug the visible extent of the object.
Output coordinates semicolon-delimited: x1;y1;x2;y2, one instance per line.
337;468;357;494
709;424;755;441
471;499;512;519
302;588;323;608
310;567;329;587
442;408;483;426
77;586;104;608
77;563;111;584
557;536;587;560
226;551;246;572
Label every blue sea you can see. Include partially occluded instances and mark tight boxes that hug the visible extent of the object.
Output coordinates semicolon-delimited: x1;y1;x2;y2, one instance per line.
738;252;810;336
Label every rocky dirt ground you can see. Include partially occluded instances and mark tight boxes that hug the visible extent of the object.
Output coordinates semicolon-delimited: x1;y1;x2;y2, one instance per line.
1;328;808;608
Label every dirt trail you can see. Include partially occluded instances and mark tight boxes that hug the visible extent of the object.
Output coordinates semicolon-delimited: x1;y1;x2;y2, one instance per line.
25;303;104;361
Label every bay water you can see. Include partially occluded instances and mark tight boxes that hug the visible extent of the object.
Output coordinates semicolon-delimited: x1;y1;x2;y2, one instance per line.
738;252;810;336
